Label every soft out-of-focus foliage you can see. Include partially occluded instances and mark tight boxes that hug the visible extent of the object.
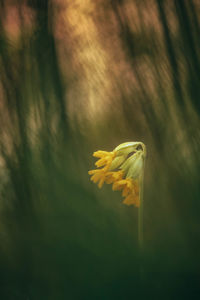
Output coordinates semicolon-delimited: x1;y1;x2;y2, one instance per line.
0;0;200;298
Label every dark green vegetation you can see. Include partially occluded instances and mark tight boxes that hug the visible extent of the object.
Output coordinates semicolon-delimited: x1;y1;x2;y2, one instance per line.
0;0;200;299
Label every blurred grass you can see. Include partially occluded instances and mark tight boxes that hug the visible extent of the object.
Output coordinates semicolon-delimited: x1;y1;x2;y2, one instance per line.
0;0;200;299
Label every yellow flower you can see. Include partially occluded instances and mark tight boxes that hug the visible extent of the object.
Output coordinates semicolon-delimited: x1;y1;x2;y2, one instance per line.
93;150;116;169
88;150;117;188
112;178;140;207
88;142;146;207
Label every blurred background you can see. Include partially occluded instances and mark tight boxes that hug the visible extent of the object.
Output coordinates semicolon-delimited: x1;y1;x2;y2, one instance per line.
0;0;200;299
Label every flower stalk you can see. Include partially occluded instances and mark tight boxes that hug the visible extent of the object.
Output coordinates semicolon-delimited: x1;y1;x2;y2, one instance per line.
88;141;147;277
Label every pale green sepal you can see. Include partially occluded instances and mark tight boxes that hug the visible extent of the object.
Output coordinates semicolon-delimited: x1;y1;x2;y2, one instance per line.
109;155;127;171
119;151;139;173
114;142;141;156
126;152;144;179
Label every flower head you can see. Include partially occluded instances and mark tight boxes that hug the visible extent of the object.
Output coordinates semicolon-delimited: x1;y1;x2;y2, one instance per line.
88;142;146;207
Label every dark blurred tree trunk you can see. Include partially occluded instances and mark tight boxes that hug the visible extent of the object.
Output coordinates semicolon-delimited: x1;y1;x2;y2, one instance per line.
174;0;200;113
156;0;186;110
0;0;69;296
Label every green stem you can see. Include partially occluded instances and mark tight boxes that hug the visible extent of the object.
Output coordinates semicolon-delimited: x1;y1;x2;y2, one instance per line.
138;172;144;250
138;158;145;278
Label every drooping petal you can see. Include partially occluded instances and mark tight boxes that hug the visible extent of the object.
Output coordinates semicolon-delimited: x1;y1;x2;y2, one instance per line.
89;169;107;187
93;150;110;158
88;169;96;175
98;176;105;188
94;151;116;169
123;194;140;206
105;171;124;184
95;158;108;167
122;186;130;197
112;180;126;191
91;172;102;183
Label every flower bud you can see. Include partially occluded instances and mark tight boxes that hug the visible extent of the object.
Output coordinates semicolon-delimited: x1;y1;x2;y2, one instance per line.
114;142;141;156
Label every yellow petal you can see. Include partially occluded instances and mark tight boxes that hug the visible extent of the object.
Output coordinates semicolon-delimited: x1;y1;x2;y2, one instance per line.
95;158;108;167
93;150;109;158
123;194;135;206
122;186;130;197
112;180;126;191
98;177;105;188
104;171;124;184
91;173;102;183
88;169;98;175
